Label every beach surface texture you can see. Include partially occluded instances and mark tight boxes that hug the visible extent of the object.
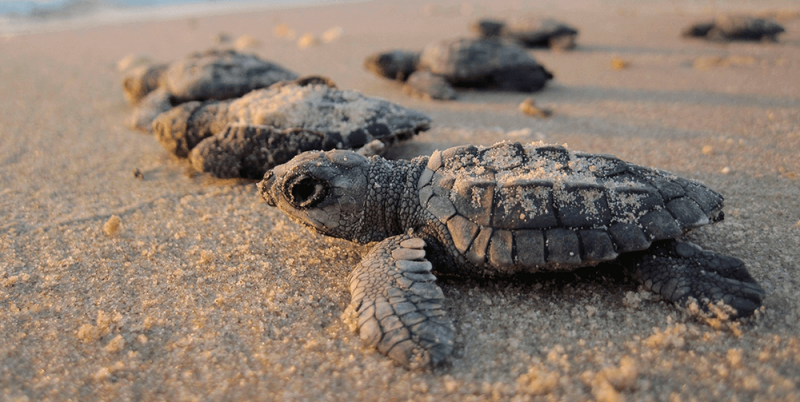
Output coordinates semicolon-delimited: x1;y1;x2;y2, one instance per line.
1;0;800;400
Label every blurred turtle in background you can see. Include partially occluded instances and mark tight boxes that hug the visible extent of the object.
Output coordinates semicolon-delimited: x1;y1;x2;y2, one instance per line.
120;49;297;132
364;38;553;100
471;17;579;50
153;76;431;179
682;15;785;42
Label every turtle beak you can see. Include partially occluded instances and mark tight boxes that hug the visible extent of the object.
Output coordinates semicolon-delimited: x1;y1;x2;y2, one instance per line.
258;170;277;207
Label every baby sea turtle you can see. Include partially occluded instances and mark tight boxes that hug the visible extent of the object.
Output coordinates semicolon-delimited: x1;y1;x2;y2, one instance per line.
471;17;579;50
122;49;298;132
154;76;431;179
682;15;785;42
364;38;553;100
259;141;765;368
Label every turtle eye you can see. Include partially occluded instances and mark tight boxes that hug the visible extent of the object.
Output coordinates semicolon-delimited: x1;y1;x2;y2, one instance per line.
286;174;329;209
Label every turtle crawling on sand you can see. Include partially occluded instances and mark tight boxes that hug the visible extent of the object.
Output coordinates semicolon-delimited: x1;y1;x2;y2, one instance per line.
364;38;553;100
259;141;765;369
154;76;431;179
682;15;785;42
471;17;579;50
121;49;298;132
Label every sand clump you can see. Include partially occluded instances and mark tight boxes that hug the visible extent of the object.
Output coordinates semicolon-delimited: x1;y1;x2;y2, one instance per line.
273;23;296;39
610;56;631;70
104;334;126;353
102;215;122;236
297;33;319;49
321;26;344;43
519;98;552;118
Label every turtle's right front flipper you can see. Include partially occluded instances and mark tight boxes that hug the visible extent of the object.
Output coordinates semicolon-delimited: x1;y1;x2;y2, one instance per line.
348;235;454;369
153;101;230;157
190;124;328;179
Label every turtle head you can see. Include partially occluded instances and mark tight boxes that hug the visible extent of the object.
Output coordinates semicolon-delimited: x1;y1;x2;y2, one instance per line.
259;150;371;241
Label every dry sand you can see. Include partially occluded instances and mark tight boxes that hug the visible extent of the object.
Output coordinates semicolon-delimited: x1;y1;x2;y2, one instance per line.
2;0;800;400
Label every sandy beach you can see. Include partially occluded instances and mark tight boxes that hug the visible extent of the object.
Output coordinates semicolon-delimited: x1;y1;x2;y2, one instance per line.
2;0;800;400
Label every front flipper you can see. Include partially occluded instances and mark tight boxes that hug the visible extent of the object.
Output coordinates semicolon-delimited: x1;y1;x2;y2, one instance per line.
347;235;454;369
189;124;326;179
621;240;765;318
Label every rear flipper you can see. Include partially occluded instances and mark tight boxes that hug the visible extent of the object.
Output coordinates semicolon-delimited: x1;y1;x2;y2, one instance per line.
347;235;454;369
621;240;765;318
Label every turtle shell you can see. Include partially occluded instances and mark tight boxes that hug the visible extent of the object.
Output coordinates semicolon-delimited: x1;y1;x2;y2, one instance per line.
416;142;723;272
416;38;552;91
162;49;298;103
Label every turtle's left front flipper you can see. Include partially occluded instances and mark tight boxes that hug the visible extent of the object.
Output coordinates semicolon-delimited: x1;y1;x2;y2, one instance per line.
622;240;765;318
347;235;454;369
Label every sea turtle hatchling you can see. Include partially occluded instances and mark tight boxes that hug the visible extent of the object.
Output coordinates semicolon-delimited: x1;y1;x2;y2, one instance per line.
259;141;765;368
121;49;298;132
154;76;431;179
471;17;579;50
682;15;785;42
364;38;553;100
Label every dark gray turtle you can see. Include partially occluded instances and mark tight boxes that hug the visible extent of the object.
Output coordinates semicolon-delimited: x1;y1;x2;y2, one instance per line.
471;17;579;50
363;50;420;81
364;38;553;100
682;15;785;42
259;141;764;369
121;49;298;132
154;76;431;179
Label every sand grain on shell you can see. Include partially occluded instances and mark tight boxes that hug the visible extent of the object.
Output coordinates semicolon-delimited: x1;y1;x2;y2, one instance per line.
227;83;423;144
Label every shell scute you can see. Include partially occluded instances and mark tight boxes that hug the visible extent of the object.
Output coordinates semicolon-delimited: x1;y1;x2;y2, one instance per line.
451;176;495;226
640;209;682;241
606;186;663;223
573;152;627;178
442;145;482;170
683;182;724;214
554;182;612;228
545;228;582;265
493;180;557;229
430;171;455;197
465;227;493;265
649;177;685;200
607;222;651;252
530;144;570;165
488;230;514;269
665;197;708;229
513;230;546;267
447;215;480;253
578;229;618;262
480;142;526;170
417;168;434;189
427;195;456;223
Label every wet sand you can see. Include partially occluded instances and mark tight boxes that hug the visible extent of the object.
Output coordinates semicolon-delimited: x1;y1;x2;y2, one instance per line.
1;0;799;400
